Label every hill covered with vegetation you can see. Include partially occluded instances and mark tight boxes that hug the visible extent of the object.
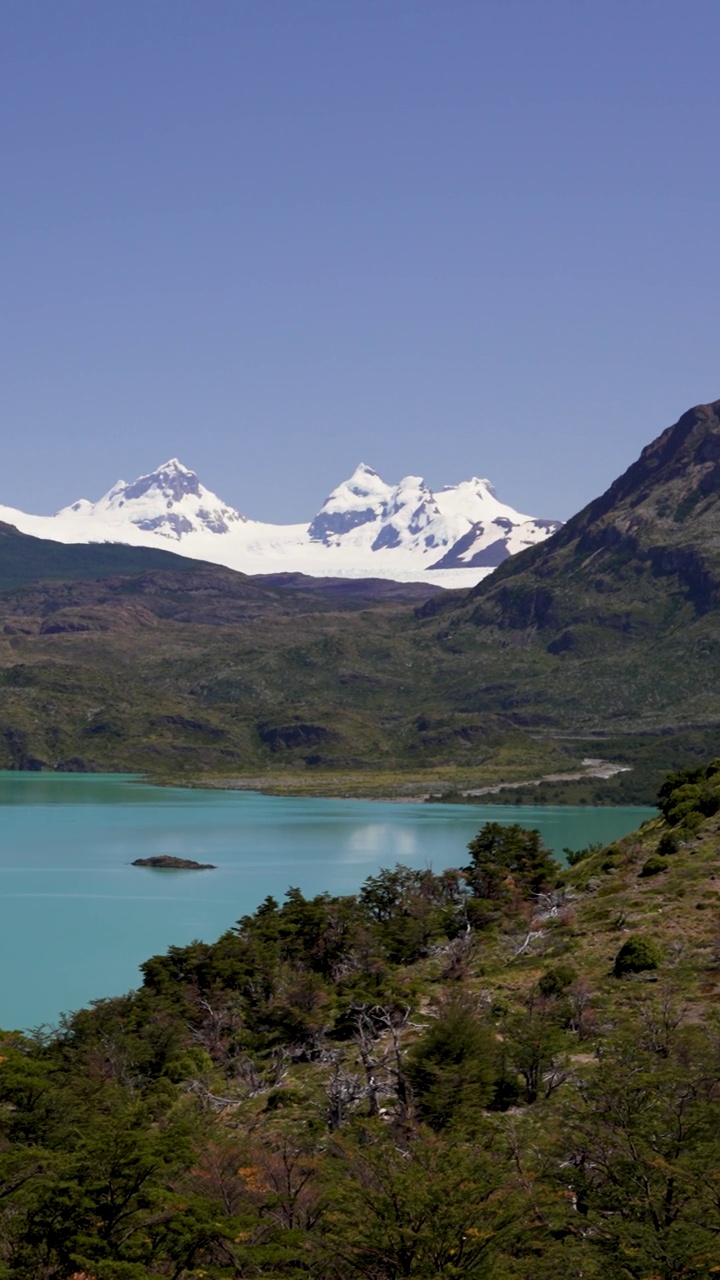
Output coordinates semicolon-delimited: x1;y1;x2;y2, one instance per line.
1;400;720;797
418;398;720;755
1;762;720;1277
0;522;221;593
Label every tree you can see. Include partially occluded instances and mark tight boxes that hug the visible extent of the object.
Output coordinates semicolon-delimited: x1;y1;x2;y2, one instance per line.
406;996;496;1131
464;823;557;907
359;865;458;963
504;1003;570;1105
322;1126;520;1278
556;1027;720;1278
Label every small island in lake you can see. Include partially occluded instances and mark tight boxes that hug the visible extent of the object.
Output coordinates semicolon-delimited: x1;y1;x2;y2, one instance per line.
132;856;216;870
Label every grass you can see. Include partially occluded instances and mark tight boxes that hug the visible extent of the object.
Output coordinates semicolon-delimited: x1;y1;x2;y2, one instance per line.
0;573;717;801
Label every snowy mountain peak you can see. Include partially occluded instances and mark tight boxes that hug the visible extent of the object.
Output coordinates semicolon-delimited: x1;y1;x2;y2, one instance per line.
113;459;203;504
297;461;561;564
57;458;247;540
445;476;497;497
350;462;382;482
5;455;561;588
338;464;393;500
383;474;437;526
308;464;393;543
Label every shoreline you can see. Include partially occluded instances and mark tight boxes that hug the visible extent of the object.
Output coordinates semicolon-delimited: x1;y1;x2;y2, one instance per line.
160;756;635;805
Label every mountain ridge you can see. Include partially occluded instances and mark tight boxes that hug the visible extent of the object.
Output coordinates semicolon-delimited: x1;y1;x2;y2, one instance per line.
402;398;720;794
423;398;720;632
0;458;561;588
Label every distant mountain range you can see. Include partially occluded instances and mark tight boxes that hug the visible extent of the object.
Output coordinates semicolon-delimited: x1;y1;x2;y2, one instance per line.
0;461;561;587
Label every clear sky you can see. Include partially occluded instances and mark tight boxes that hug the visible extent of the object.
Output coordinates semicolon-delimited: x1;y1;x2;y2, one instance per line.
2;0;720;523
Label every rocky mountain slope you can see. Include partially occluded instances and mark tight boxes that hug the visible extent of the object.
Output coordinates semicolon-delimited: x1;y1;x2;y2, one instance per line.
440;397;720;632
0;459;561;588
407;398;720;793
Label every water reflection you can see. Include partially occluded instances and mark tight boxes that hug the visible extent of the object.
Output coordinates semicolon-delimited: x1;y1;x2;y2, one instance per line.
342;824;420;863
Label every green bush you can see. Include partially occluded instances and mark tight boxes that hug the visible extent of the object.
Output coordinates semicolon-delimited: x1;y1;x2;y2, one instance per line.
563;841;603;868
595;843;621;873
406;998;496;1131
538;964;577;997
640;855;669;878
657;763;720;828
613;936;662;977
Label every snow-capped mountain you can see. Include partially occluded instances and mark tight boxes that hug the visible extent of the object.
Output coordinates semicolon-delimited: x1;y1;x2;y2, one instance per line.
0;459;561;588
59;459;246;540
305;464;561;576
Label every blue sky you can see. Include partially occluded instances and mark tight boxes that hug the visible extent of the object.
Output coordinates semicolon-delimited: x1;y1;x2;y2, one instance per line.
2;0;720;522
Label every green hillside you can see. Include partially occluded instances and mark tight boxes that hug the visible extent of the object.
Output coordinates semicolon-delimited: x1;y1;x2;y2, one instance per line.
0;521;219;591
1;400;720;797
0;764;719;1276
435;397;720;661
410;398;720;798
0;557;546;781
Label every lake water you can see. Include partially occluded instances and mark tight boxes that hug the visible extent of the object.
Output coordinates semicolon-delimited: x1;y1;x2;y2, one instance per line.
0;773;655;1030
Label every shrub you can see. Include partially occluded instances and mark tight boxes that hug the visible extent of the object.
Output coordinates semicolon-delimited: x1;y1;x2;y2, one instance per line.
595;843;621;874
563;841;603;868
538;964;577;997
678;810;704;834
613;936;662;977
657;831;679;855
657;767;705;819
657;764;720;828
640;855;669;878
406;998;496;1130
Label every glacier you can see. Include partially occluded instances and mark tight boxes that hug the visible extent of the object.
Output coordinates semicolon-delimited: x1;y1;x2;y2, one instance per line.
0;459;562;589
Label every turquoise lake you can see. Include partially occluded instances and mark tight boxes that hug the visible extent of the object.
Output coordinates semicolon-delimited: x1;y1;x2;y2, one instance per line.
0;773;655;1030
